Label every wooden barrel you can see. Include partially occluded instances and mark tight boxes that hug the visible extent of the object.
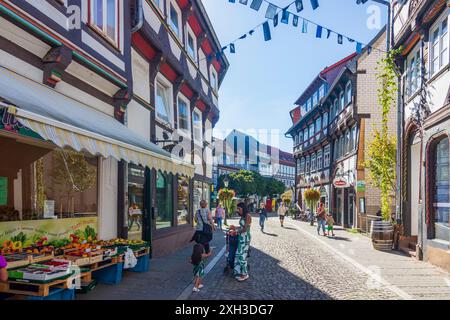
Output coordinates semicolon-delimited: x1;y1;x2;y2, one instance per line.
370;220;394;251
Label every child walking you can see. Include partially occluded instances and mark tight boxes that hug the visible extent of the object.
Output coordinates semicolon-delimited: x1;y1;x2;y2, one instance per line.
326;213;335;237
190;243;212;292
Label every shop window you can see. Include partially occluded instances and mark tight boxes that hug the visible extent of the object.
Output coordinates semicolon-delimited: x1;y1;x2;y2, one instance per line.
193;181;203;215
156;171;174;229
90;0;119;47
155;76;173;126
177;176;189;225
0;140;98;222
128;165;145;240
430;15;448;76
432;137;449;242
177;96;190;134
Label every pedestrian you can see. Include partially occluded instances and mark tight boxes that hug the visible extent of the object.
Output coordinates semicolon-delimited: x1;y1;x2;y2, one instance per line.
0;254;8;282
308;208;315;226
326;213;335;237
278;202;287;227
190;243;212;292
234;202;252;282
257;202;268;232
191;200;216;253
224;225;238;273
215;203;224;230
316;202;327;236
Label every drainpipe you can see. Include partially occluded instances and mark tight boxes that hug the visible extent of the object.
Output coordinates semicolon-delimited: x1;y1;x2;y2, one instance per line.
131;0;144;33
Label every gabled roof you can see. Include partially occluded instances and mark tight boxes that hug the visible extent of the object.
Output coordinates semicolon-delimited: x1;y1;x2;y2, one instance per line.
294;53;357;106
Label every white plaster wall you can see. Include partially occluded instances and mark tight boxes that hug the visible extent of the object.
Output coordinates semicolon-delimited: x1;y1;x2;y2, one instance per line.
127;99;151;141
198;50;208;78
98;157;118;240
143;0;162;33
0;17;51;58
66;61;120;97
205;146;213;179
131;48;150;102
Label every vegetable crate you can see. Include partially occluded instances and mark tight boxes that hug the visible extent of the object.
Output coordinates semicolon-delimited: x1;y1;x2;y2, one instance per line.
92;262;124;285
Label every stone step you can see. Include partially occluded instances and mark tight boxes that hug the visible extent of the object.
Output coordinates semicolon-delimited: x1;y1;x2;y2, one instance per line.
409;242;417;251
400;246;417;258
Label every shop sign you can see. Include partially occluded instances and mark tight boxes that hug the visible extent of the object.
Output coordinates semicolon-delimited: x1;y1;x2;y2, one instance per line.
0;217;97;245
356;181;366;192
333;177;350;188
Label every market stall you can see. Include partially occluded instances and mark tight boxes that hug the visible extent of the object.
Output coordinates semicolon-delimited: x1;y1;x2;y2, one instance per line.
1;236;151;300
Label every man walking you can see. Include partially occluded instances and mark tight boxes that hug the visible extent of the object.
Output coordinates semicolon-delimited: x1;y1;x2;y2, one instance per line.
278;202;287;228
215;203;224;230
316;202;327;236
257;202;268;231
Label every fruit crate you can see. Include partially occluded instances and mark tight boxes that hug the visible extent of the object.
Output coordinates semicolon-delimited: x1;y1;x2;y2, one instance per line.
30;252;55;264
5;254;32;270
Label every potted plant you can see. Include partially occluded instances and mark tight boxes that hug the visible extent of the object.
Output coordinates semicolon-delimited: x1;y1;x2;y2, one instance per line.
304;188;320;225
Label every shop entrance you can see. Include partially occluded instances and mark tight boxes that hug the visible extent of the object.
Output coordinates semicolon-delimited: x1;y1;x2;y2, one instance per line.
127;164;151;241
348;193;355;228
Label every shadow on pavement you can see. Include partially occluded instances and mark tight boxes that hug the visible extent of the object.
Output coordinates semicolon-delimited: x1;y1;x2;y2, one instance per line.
190;245;333;300
261;231;278;237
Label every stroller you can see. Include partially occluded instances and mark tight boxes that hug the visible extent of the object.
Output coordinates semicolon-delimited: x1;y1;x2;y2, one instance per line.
223;227;250;274
223;229;238;274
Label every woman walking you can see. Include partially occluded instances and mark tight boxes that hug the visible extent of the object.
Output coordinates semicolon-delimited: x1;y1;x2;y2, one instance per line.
278;202;287;227
257;202;268;231
192;200;216;253
234;202;252;282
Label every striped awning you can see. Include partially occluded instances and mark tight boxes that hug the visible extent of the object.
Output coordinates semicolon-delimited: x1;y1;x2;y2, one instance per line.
0;67;194;177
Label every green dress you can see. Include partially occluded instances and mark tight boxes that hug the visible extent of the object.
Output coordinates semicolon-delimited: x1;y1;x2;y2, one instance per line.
234;216;251;276
193;260;205;278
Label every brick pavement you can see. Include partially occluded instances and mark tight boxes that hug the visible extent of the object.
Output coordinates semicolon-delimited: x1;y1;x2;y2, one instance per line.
187;214;450;300
77;228;227;300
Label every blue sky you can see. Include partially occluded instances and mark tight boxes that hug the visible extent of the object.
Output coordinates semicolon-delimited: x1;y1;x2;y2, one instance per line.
203;0;388;152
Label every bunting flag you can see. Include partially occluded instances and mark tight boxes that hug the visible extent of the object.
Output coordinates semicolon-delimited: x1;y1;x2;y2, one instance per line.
281;8;290;24
356;42;362;54
265;3;277;19
302;20;308;33
263;21;271;41
295;0;304;12
250;0;263;11
316;25;322;38
273;13;279;27
202;1;387;64
293;15;299;27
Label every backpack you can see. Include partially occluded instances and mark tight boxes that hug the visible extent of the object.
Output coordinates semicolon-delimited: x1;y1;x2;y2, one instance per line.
198;209;213;241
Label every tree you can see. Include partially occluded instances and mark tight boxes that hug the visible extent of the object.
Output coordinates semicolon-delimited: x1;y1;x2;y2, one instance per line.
365;49;401;222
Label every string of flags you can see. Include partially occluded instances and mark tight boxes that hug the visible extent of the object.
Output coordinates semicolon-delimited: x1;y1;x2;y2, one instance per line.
203;0;386;63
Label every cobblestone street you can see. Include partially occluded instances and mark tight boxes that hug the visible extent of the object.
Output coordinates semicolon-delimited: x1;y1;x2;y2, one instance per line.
187;214;450;300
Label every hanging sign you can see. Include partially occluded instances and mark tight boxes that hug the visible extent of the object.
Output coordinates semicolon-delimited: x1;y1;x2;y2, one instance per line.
356;181;366;192
333;177;349;188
